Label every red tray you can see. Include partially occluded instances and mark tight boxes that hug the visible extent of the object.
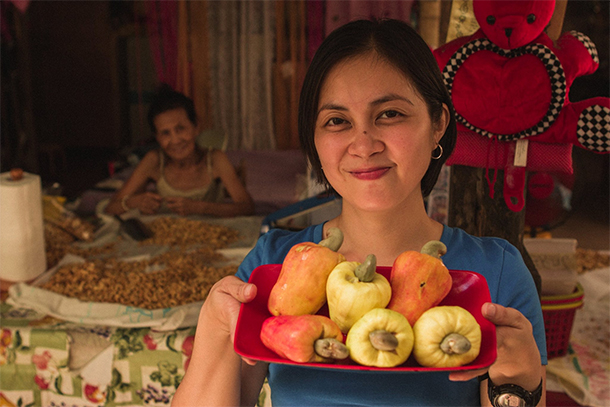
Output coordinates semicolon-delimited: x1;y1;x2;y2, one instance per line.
234;264;496;371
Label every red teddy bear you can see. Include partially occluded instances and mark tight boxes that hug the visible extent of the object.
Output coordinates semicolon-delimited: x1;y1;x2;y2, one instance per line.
434;0;609;211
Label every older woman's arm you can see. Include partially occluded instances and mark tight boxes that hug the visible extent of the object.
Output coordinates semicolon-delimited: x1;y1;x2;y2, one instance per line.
105;151;162;215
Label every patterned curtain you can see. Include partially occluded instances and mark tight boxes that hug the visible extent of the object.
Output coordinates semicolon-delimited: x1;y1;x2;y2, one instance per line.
145;0;275;150
176;0;213;131
206;0;276;150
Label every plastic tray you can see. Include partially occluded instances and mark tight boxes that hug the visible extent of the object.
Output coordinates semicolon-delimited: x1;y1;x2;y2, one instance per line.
235;264;496;371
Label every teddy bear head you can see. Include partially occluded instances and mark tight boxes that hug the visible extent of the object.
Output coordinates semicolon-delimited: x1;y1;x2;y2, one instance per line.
473;0;556;49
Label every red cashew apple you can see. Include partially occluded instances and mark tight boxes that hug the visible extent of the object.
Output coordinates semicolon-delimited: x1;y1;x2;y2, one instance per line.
260;314;349;363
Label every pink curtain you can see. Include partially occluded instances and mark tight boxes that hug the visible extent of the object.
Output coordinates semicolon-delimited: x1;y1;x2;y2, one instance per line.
145;1;178;88
307;1;416;63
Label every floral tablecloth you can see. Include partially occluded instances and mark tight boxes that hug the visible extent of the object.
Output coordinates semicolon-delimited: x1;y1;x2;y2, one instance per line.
1;214;265;406
0;300;195;406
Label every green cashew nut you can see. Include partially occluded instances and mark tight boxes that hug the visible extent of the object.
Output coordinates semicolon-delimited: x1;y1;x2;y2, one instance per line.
369;330;399;352
314;337;350;360
439;333;472;355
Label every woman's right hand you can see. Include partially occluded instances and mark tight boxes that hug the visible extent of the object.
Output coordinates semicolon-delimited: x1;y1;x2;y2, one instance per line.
129;192;162;214
202;276;258;354
172;276;260;406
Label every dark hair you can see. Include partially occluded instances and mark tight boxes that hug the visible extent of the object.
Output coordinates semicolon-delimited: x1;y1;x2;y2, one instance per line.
298;19;457;197
147;84;198;133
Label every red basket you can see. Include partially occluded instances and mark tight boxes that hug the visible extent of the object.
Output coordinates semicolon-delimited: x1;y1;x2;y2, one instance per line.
541;284;584;359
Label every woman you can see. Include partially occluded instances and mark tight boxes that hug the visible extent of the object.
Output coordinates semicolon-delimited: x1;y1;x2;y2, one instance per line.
105;86;254;217
172;19;546;406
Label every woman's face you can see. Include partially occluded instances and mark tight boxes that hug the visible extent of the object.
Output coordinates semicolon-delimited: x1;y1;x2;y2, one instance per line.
314;53;448;212
154;108;199;161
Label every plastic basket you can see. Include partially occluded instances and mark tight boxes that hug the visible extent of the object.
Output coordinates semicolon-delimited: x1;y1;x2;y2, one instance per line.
541;283;584;359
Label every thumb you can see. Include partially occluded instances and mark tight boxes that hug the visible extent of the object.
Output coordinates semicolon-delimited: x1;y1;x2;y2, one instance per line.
481;302;527;330
230;280;257;304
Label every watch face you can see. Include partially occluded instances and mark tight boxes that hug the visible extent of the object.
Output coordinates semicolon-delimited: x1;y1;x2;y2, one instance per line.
494;393;526;407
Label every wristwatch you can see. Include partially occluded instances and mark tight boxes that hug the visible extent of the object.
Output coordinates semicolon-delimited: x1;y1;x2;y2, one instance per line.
482;373;543;407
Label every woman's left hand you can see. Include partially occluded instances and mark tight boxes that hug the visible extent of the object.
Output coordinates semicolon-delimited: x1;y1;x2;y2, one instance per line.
165;197;197;216
449;302;541;391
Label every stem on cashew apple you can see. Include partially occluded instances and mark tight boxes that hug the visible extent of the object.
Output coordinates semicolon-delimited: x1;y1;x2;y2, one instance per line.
319;227;344;252
354;254;377;282
420;241;447;259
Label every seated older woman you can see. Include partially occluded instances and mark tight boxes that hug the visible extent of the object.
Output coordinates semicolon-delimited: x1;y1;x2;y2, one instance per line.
105;86;254;217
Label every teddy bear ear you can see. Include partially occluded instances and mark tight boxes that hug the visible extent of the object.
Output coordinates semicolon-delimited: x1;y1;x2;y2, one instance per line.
473;0;555;49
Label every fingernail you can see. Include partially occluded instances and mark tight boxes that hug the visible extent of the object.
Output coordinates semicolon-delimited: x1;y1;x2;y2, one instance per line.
485;303;496;317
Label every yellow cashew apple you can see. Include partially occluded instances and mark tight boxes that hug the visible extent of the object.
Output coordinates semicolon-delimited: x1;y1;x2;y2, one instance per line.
326;254;392;333
412;306;482;368
345;308;414;368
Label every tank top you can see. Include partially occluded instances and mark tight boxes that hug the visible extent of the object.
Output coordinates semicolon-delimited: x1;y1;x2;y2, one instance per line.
156;149;225;202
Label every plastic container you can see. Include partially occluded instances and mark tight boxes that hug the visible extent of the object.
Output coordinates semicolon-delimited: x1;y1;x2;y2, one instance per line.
524;238;578;296
541;283;584;358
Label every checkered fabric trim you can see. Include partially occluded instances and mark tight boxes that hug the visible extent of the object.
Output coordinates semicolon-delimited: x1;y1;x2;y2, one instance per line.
442;38;566;141
570;30;599;64
577;105;610;152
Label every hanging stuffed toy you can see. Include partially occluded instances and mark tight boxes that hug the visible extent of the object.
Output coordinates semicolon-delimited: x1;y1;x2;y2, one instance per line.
433;0;609;212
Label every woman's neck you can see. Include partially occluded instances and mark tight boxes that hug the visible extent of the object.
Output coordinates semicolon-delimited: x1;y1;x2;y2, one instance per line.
165;148;203;168
326;198;443;267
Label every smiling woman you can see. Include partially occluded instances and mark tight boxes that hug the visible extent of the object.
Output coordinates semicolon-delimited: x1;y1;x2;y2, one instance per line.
104;85;254;217
172;19;547;407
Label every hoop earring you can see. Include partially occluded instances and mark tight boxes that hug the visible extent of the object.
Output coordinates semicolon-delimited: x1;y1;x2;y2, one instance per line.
431;145;443;160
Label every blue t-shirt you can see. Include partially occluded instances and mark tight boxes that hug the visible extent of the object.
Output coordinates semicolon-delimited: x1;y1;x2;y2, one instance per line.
236;224;547;406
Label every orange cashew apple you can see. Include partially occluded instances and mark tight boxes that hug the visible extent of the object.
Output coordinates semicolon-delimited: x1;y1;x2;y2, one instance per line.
387;240;452;325
268;227;346;316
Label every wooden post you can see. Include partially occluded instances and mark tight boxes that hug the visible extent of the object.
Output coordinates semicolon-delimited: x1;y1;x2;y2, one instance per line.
547;0;569;41
448;166;541;294
419;0;442;48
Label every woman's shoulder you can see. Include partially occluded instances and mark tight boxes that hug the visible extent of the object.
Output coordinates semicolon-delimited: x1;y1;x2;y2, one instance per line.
442;225;518;256
207;148;232;170
208;147;229;161
140;149;162;166
262;224;322;247
132;149;162;177
441;225;526;277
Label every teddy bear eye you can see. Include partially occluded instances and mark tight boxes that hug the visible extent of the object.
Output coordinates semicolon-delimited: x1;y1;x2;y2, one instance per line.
527;14;536;24
486;15;496;25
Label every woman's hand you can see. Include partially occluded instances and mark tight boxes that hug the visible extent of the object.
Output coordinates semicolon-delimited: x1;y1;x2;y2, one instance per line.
172;276;261;405
449;302;542;391
165;196;197;216
130;192;162;215
202;276;258;362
